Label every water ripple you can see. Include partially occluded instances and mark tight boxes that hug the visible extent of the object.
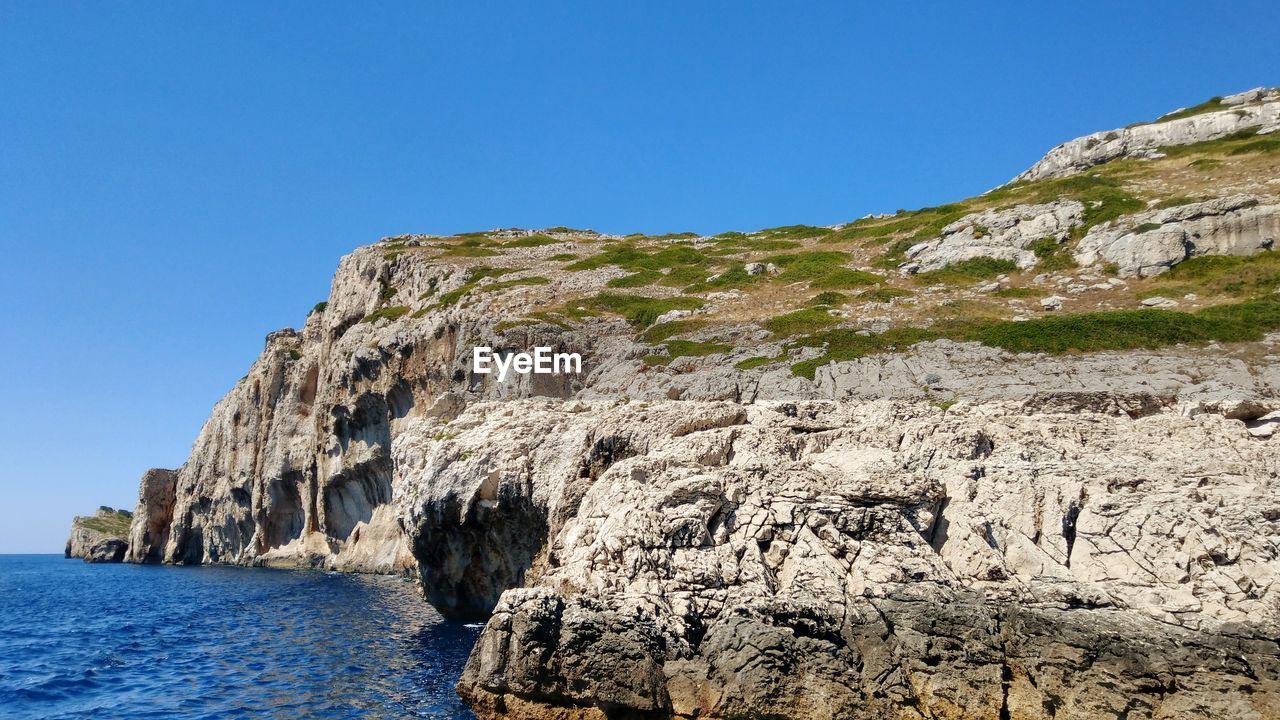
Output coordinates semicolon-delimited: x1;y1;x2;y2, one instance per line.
0;555;479;719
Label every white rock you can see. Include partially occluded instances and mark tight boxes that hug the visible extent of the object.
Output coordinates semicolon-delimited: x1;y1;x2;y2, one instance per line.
1075;195;1280;277
907;202;1083;273
1016;93;1280;181
1246;411;1280;438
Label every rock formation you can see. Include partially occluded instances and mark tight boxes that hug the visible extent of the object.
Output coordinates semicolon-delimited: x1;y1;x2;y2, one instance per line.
1075;195;1280;277
904;201;1083;273
1015;88;1280;182
102;90;1280;718
65;507;133;563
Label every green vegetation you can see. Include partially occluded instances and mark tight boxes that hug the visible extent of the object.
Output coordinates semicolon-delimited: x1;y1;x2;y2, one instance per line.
607;270;663;288
761;250;880;289
310;301;328;315
568;243;710;273
1189;158;1222;170
1029;237;1077;272
823;204;970;248
644;339;733;366
789;327;939;379
494;311;574;331
287;349;303;361
856;287;914;303
734;352;789;370
548;253;579;261
1133;222;1162;234
1160;129;1280;159
786;296;1280;379
1154;96;1224;123
477;276;552;293
1143;252;1280;298
419;278;439;299
765;251;849;279
764;308;838;336
379;285;398;303
810;268;881;289
988;173;1144;233
707;233;801;253
991;287;1045;299
80;510;133;537
914;257;1018;285
362;306;410;323
683;264;761;292
440;245;501;257
640;319;707;343
417;266;517;312
505;234;559;248
809;291;848;306
757;224;834;240
580;293;704;328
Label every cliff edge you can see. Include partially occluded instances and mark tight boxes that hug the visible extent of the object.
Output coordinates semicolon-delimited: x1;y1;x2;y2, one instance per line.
107;89;1280;719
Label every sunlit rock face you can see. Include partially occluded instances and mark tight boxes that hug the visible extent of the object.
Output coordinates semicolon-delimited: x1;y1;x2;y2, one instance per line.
1015;89;1280;182
118;87;1280;718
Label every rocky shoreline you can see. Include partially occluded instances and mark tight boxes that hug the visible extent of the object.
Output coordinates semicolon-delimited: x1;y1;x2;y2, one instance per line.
78;90;1280;718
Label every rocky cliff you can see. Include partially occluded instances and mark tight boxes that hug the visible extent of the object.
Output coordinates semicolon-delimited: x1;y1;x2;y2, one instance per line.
112;90;1280;718
65;507;134;563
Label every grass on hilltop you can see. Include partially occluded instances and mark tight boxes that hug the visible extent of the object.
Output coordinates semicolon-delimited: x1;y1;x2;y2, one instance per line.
786;296;1280;379
80;510;133;537
577;293;705;328
643;339;733;366
914;258;1018;285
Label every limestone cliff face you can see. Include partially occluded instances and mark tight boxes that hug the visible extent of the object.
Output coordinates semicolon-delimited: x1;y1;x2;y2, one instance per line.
116;92;1280;718
121;234;1280;717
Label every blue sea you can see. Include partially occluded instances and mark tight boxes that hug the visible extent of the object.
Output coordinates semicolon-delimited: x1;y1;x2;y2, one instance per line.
0;555;481;719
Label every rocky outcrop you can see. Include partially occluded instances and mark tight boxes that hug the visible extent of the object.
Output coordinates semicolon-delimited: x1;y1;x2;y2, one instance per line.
903;201;1083;274
400;398;1280;719
65;507;133;563
1016;88;1280;182
105;230;1280;717
1075;195;1280;277
105;84;1280;717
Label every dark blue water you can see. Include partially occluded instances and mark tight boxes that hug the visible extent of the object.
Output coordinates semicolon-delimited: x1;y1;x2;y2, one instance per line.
0;555;481;719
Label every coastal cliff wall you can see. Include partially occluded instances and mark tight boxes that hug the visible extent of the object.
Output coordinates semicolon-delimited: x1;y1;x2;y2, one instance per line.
117;241;1280;718
114;89;1280;718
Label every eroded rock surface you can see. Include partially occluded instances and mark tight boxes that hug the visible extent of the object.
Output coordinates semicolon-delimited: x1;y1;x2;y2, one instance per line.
904;201;1083;273
411;399;1280;719
1076;195;1280;277
103;232;1280;718
1016;89;1280;182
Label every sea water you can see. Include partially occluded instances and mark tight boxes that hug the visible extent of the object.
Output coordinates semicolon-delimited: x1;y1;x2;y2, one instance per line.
0;555;479;719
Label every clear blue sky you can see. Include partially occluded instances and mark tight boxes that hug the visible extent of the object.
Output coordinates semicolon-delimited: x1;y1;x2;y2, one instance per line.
1;2;1276;553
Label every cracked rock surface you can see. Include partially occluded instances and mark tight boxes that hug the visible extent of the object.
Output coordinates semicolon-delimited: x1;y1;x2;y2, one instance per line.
116;240;1280;717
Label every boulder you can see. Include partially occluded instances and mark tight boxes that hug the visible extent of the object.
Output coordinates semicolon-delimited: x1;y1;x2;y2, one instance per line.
1075;195;1280;277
